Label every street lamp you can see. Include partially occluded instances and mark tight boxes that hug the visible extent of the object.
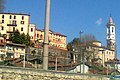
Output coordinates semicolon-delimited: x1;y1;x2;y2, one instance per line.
79;31;84;73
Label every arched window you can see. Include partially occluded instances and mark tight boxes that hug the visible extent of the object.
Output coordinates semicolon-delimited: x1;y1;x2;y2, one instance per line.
10;15;12;19
112;27;114;32
40;34;42;39
2;15;4;19
108;28;110;33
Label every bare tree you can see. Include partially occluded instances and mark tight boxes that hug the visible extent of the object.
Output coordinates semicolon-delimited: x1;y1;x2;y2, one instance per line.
67;34;96;51
80;34;96;43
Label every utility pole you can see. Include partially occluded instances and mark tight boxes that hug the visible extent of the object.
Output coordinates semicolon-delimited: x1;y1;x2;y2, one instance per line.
79;31;83;73
55;57;57;71
43;0;51;70
23;51;26;68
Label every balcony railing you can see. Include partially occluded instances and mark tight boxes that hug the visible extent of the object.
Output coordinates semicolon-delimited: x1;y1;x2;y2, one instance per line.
7;24;17;26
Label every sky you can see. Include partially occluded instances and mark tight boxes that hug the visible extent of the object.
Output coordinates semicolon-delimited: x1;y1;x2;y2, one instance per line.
5;0;120;58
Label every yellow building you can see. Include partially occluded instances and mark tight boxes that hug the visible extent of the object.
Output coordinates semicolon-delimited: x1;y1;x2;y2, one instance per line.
91;41;115;66
29;24;67;49
0;13;30;43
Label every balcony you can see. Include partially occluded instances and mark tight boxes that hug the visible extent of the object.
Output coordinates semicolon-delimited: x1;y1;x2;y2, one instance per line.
7;24;17;26
7;31;13;33
7;28;15;33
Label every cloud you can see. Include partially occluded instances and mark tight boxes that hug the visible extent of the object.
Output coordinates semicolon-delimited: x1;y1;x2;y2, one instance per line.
96;18;102;25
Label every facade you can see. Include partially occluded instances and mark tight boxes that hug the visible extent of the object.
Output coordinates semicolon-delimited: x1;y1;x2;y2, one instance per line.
92;41;115;66
49;30;66;49
0;43;25;59
29;23;67;49
0;13;30;41
5;43;25;58
28;24;36;42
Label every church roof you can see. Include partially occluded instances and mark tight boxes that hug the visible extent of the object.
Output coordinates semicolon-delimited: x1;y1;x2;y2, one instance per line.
106;16;115;26
109;16;113;23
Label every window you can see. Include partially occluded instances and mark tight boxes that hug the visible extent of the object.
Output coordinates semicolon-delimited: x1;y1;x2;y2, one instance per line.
31;36;33;39
22;16;24;20
112;52;114;54
31;28;33;32
21;48;24;51
40;34;42;39
1;26;4;30
21;27;23;31
2;15;4;19
10;15;12;19
58;39;60;42
108;28;110;33
37;34;39;38
2;20;4;23
112;27;114;32
12;20;16;25
10;34;12;38
14;16;16;19
1;40;3;43
109;52;111;55
21;21;24;24
16;48;18;50
9;20;12;24
13;27;15;31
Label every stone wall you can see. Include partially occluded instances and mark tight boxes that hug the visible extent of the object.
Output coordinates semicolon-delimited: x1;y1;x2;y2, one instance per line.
0;66;110;80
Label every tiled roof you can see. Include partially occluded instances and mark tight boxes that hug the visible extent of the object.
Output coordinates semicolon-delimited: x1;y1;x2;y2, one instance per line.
0;12;30;16
36;29;43;31
50;30;67;37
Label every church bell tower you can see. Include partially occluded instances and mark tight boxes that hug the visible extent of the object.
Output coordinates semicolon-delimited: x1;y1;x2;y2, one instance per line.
106;16;116;51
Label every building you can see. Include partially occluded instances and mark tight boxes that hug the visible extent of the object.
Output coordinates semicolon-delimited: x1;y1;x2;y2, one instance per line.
90;41;115;66
29;23;67;49
0;43;25;60
5;43;25;58
67;64;89;73
0;13;30;43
